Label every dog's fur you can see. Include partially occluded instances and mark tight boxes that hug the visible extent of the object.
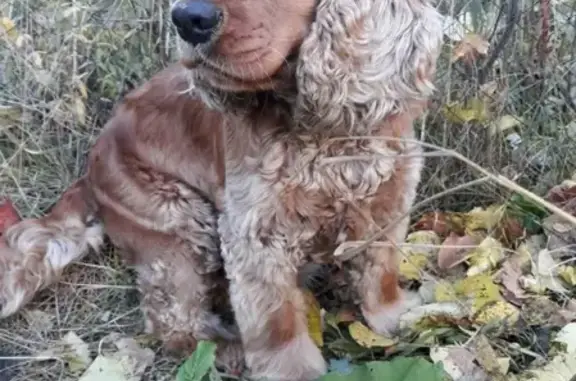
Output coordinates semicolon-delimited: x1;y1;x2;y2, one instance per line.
0;0;444;379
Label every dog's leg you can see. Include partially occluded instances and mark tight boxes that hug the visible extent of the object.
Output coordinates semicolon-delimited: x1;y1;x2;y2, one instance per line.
350;153;424;336
136;256;245;375
0;179;104;318
218;224;327;381
101;193;245;376
350;223;423;336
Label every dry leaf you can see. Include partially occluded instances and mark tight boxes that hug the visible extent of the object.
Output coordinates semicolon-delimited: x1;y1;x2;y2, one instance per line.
466;236;505;276
398;230;441;280
437;232;477;270
430;346;489;381
558;266;576;287
79;334;154;381
473;300;519;326
553;323;576;354
412;211;466;236
398;302;468;331
452;33;490;64
62;332;92;374
517;353;576;380
442;98;490;124
454;274;502;313
0;17;18;40
471;334;509;376
348;321;396;348
489;115;523;136
465;204;507;233
497;260;527;305
304;290;324;347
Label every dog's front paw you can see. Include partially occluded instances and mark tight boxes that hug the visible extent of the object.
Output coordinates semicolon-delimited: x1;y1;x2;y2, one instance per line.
0;251;38;318
362;290;422;336
246;333;327;381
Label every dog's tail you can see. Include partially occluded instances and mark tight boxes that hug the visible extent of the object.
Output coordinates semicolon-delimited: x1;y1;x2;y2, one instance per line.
0;177;105;318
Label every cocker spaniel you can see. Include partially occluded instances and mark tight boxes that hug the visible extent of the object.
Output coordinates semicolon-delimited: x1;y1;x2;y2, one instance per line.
0;0;444;379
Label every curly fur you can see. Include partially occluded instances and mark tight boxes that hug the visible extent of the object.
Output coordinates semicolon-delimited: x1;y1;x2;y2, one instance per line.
0;0;444;379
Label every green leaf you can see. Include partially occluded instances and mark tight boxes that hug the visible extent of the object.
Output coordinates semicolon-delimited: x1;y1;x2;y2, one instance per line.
317;356;445;381
176;341;217;381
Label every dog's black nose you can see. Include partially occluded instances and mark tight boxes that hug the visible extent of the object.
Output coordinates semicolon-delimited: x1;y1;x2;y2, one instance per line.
171;1;222;46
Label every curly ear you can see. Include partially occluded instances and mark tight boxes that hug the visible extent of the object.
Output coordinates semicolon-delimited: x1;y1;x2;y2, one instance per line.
295;0;444;133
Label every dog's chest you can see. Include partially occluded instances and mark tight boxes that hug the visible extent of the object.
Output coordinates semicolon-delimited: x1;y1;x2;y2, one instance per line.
266;137;404;262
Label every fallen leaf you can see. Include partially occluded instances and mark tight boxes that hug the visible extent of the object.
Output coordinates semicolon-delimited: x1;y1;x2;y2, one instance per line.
454;274;502;313
62;332;92;374
465;204;506;233
399;253;428;280
473;300;519;326
553;323;576;354
398;302;468;331
437;232;477;270
442;98;490;124
466;236;505;276
348;321;396;348
452;33;490;64
517;353;576;380
522;249;568;293
497;260;527;305
521;297;574;327
23;309;54;331
471;334;509;376
430;346;489;381
558;266;576;287
489;115;523;136
398;230;441;280
176;342;216;381
433;281;459;303
0;17;18;40
304;290;324;347
412;211;466;236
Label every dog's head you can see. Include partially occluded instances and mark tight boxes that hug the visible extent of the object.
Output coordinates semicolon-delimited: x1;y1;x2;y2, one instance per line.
173;0;444;131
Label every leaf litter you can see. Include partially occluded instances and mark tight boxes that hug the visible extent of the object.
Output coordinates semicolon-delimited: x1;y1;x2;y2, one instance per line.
2;180;576;380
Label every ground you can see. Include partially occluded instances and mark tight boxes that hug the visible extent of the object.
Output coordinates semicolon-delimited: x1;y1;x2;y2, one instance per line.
1;0;576;380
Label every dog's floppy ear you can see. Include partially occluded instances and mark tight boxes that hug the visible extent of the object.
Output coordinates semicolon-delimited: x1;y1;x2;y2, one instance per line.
295;0;444;133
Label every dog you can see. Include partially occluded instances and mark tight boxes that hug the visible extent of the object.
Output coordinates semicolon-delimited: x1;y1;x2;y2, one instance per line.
0;0;444;379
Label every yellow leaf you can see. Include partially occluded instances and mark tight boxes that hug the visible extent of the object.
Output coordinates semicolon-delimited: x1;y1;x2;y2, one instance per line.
454;274;502;313
466;236;505;276
490;115;523;135
465;204;506;232
72;97;86;125
77;81;88;100
406;230;442;247
442;97;490;124
558;266;576;287
398;230;440;281
304;291;323;348
399;253;428;280
474;300;519;325
348;321;396;348
0;17;18;40
434;281;459;303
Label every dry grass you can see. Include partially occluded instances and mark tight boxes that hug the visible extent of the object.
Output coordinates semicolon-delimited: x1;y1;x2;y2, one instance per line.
1;0;576;379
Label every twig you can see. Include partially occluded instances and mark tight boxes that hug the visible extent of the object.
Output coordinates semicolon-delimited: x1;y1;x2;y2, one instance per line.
478;0;520;84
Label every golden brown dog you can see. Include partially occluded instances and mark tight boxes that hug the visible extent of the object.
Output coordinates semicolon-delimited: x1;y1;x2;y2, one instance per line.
0;0;444;379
